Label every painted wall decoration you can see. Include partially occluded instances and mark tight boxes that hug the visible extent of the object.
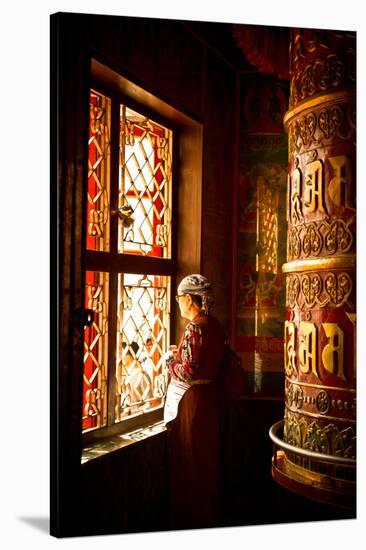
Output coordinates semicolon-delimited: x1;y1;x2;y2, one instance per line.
236;75;289;396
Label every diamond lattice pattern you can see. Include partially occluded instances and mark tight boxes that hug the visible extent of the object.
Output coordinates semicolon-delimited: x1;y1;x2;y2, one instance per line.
118;107;172;258
115;273;170;421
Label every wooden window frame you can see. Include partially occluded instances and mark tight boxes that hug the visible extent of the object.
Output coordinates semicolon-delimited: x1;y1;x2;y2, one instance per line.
82;59;203;449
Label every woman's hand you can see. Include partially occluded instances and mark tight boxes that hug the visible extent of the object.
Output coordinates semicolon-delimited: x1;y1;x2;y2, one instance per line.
168;345;179;355
164;345;178;364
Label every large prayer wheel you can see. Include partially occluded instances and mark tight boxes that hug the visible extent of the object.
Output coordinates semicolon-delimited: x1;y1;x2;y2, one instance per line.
270;29;356;510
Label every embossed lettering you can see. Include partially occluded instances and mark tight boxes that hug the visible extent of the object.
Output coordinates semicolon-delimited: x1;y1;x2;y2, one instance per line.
284;321;297;376
291;168;304;224
299;322;318;377
346;313;356;378
328;155;352;208
322;323;345;381
304;160;326;213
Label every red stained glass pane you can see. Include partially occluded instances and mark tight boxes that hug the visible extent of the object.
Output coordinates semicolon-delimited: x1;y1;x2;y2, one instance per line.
86;90;111;252
82;271;109;431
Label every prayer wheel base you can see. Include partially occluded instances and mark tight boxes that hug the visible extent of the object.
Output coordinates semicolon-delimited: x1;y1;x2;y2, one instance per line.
272;451;356;512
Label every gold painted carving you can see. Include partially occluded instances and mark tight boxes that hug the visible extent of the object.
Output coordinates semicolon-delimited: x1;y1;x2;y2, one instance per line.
325;271;352;306
284;409;302;448
302;223;323;256
290;168;304;224
301;273;323;307
289;50;355;108
323;218;353;255
318;105;352;141
346;313;356;378
284;321;297;376
284;315;355;390
284;409;356;459
286;383;304;409
325;272;352;306
302;417;332;454
287;217;354;261
318;106;341;139
286;389;356;420
284;319;352;384
288;155;354;235
291;31;354;73
322;323;345;381
288;227;302;259
286;102;355;156
333;426;355;458
317;54;344;90
286;271;353;309
299;112;316;147
304;160;326;214
299;322;318;378
328;155;353;208
287;275;300;308
316;390;331;415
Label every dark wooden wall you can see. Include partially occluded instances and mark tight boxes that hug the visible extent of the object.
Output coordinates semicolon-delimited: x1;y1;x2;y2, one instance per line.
80;432;170;535
202;51;238;331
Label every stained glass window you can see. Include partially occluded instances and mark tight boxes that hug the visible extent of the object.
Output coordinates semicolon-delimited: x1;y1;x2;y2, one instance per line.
82;271;109;430
118;106;172;258
86;90;111;252
82;88;174;436
115;274;170;421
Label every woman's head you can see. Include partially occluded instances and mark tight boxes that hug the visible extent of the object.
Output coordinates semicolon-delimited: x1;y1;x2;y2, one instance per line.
176;274;214;318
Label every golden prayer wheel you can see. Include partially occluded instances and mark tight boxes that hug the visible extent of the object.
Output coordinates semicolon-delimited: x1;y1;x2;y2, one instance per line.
270;29;356;510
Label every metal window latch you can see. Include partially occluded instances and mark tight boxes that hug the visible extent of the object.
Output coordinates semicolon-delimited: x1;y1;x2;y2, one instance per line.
114;205;134;227
74;308;94;327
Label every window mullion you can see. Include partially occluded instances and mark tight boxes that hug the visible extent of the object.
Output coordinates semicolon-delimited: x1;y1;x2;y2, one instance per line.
106;97;121;426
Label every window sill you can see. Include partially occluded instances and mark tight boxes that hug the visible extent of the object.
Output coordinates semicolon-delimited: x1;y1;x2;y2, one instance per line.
81;419;167;464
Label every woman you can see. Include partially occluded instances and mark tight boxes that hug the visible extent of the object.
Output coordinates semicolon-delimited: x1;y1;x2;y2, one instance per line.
164;274;225;530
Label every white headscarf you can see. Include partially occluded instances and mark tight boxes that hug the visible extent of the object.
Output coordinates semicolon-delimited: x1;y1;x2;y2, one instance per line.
177;274;214;314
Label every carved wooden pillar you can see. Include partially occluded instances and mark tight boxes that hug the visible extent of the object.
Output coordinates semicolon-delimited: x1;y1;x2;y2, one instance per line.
271;29;356;510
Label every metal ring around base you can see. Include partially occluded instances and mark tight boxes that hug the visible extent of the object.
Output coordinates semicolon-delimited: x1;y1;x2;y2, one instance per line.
269;420;356;467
